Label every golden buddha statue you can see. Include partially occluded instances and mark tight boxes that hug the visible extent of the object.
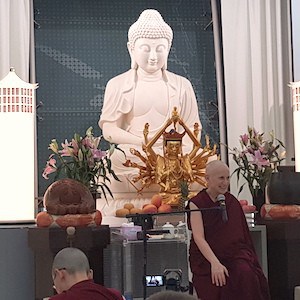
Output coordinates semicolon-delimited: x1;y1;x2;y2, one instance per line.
123;107;217;207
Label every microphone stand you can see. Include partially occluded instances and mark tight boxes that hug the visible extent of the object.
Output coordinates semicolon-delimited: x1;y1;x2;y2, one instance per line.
125;207;221;300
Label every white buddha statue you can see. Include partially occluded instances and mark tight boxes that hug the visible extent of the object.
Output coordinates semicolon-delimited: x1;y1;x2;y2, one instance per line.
98;9;202;205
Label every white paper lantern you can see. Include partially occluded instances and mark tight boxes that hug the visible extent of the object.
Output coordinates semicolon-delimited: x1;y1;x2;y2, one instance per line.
290;81;300;172
0;68;38;222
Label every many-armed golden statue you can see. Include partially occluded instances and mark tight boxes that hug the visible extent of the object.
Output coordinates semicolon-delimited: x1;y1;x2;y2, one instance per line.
123;107;217;207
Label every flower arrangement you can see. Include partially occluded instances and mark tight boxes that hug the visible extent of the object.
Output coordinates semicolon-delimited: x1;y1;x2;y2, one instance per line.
42;127;121;199
230;126;285;199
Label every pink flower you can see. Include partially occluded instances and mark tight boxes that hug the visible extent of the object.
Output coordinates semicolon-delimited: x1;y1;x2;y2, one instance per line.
92;149;107;159
60;140;73;157
229;126;285;198
71;139;79;156
249;150;270;169
82;137;94;149
247;146;255;154
42;155;57;179
240;134;249;146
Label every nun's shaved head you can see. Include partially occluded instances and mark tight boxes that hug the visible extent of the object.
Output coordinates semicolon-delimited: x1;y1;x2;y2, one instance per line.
205;160;229;176
52;247;90;275
205;160;230;198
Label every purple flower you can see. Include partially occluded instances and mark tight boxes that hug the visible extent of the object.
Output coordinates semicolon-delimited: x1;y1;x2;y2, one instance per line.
249;150;270;169
247;146;255;154
92;149;107;160
82;137;91;147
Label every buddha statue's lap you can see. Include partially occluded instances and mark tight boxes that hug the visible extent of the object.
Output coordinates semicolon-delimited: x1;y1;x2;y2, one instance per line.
99;9;202;203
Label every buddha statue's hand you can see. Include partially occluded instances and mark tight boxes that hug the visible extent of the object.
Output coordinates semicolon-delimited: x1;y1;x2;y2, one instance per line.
102;123;143;146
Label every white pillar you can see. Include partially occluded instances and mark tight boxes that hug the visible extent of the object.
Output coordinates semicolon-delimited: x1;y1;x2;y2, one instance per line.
0;68;38;222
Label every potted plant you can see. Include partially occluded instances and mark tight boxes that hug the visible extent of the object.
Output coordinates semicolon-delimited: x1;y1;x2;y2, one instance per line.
42;127;121;200
229;126;285;213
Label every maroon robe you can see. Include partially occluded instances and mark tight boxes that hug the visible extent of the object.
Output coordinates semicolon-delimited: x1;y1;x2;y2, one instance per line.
49;279;123;300
187;190;270;300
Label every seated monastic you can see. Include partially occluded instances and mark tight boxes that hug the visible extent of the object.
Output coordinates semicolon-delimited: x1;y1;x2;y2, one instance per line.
187;161;270;299
98;9;202;205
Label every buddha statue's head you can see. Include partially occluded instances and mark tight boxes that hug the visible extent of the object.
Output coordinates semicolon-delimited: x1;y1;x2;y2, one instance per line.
127;9;173;71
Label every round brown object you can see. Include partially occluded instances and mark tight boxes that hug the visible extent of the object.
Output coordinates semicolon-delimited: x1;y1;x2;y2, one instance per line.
124;203;135;210
115;208;130;217
142;204;158;214
151;194;163;208
43;178;95;215
158;204;172;213
36;211;53;227
130;207;142;214
94;210;103;225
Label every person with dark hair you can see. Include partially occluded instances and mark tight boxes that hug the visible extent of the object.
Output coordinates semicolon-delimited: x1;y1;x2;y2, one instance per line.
187;160;270;300
50;247;123;300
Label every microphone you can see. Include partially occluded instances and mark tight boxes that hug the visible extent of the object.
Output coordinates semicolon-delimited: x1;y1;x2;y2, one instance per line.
217;194;228;222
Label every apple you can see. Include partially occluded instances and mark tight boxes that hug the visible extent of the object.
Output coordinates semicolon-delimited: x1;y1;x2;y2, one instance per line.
142;204;158;214
239;200;249;206
242;205;256;213
36;211;53;227
158;204;172;213
151;194;163;208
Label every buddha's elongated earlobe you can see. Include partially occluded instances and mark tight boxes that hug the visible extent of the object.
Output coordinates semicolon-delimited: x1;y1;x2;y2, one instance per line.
127;42;138;70
162;48;170;70
162;62;167;70
131;59;138;70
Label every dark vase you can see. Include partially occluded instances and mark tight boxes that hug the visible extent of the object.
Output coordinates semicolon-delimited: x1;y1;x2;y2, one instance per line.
267;171;300;205
253;189;265;223
91;191;100;201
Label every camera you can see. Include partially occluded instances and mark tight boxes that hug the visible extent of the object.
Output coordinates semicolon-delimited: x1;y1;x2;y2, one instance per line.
144;269;189;292
164;269;183;292
145;275;165;287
